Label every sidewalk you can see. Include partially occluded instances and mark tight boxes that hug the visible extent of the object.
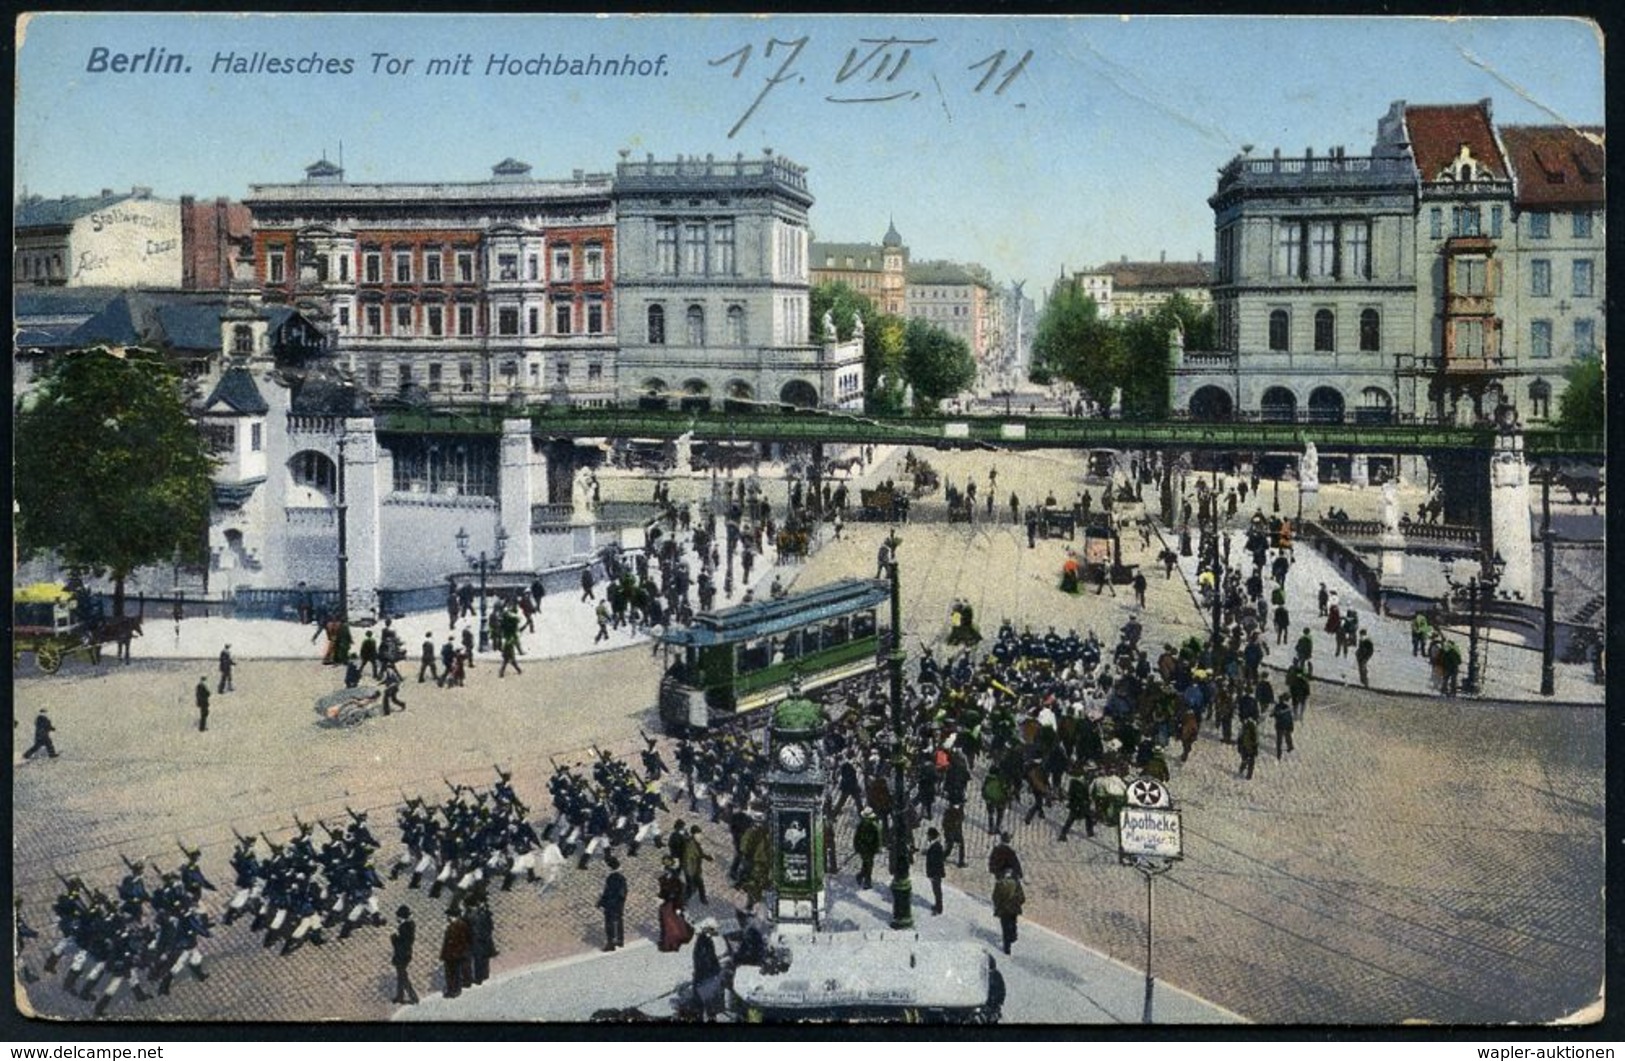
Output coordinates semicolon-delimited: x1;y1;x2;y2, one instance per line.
394;875;1243;1025
1159;522;1602;704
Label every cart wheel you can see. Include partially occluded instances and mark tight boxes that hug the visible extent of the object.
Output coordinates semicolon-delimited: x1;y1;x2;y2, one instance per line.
37;644;62;674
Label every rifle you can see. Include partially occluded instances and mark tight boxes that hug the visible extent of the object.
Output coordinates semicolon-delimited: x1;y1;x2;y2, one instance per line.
345;805;366;823
317;820;339;839
231;826;252;847
292;812;311;834
53;869;74;890
120;853;141;874
443;776;463;797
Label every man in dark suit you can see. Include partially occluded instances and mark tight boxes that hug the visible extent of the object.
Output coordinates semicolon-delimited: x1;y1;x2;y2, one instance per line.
439;905;472;998
597;856;628;951
389;906;418;1004
923;827;947;916
195;677;211;732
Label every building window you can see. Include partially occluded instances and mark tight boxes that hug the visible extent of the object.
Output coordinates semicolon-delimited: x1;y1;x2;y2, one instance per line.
1490;206;1503;238
365;362;380;389
1527;212;1550;239
1452;206;1482;237
460;362;475;393
1530;319;1553;359
457;305;475;336
364;305;382;336
456;252;475;283
394;252;412;284
555;302;573;335
497;306;520;336
1429;207;1443;239
364;252;382;284
1343;222;1369;280
250;423;263;452
1359;309;1380;352
528;307;540;335
1574;318;1595;358
584;243;604;281
398;364;413;391
1268;310;1289;351
501;361;518;387
232;325;254;355
1313;308;1335;352
1531;259;1552;297
552;246;572;281
683;223;708;275
268;246;286;284
1274;222;1301;279
588;361;603;383
394;304;412;335
527;255;540;282
426;305;444;337
586;298;604;335
556;360;569;384
427;363;442;392
1308;222;1337;278
726;305;745;345
656;222;678;275
647;304;666;344
337;306;351;331
425;252;442;283
338;254;350;282
686;304;705;345
1529;379;1552;420
1455;258;1487;296
1456;319;1485;359
496;253;519;282
714;223;735;275
528;363;540;386
1573;259;1594;298
1573;211;1593;239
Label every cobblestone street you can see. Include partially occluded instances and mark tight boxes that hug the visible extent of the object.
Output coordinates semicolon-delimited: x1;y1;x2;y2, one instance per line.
12;448;1606;1027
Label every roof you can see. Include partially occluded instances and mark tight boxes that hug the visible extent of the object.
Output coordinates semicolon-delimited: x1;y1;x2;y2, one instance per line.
882;219;903;247
203;365;269;415
67;291;227;353
906;261;983;286
14;190;165;229
1403;101;1508;182
1089;261;1214;290
812;243;890;272
657;578;890;648
1499;125;1605;209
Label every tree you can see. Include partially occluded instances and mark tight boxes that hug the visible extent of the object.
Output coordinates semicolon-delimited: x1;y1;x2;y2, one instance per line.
1028;280;1116;399
15;347;217;615
901;318;976;413
810;281;907;412
1556;357;1604;434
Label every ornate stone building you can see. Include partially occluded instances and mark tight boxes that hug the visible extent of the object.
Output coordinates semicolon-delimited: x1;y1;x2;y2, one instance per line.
810;220;908;316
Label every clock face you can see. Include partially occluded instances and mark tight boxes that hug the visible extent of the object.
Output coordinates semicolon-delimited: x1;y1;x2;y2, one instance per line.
777;742;810;772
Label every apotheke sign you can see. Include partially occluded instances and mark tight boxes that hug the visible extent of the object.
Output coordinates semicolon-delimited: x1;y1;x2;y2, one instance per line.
1118;806;1184;860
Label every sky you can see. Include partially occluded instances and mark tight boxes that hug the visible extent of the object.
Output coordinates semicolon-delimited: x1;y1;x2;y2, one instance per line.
14;12;1606;299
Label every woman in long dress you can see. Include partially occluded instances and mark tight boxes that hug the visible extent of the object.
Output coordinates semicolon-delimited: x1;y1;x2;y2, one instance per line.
1324;602;1341;636
656;858;691;953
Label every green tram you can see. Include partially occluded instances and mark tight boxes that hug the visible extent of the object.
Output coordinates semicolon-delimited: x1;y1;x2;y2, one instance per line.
656;577;892;733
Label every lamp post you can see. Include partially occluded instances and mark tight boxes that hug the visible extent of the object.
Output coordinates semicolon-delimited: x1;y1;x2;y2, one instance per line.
455;525;508;653
335;430;349;622
1272;473;1280;515
1539;468;1556;697
885;536;913;930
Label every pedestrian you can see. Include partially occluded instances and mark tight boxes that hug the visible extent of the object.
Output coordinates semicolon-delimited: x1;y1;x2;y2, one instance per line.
1295;627;1314;675
923;827;947;915
594;601;612;643
690;919;724;1022
499;630;523;678
389;905;419;1005
1411;613;1431;657
1132;571;1147;607
580;566;596;602
681;825;713;906
1356;631;1375;687
381;660;406;714
597;856;627;951
853;808;882;888
656;858;691;953
468;897;496;986
1026;507;1038;549
359;631;379;681
941;802;968;868
1317;582;1329;617
440;637;457;684
991;868;1025;955
1058;761;1097;840
461;625;476;670
418;633;439;685
21;708;58;760
439;905;473;999
217;644;234;693
1272;698;1296;759
987;832;1023;882
195;676;211;733
1237;717;1260;779
1274;603;1291;645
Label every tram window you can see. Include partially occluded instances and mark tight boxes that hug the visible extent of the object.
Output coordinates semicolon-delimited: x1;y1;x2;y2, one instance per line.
738;639;772;673
781;629;804;660
851;610;877;639
822;617;850;648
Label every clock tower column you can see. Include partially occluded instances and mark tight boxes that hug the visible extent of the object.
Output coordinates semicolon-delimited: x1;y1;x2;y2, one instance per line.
765;695;829;928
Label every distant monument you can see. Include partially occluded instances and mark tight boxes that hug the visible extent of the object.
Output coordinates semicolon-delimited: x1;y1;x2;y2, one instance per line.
821;310;837;343
1380;479;1400;534
852;312;865;340
573;465;595;522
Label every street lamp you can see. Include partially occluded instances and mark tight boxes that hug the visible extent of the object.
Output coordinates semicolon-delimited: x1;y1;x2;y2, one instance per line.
1537;466;1557;697
884;536;913;930
1444;550;1505;696
455;524;509;653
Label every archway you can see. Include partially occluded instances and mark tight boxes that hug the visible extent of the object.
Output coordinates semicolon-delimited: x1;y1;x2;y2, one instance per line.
1308;386;1345;424
1355;386;1393;424
1260;386;1297;423
780;379;819;409
287;450;337;506
1188;385;1234;423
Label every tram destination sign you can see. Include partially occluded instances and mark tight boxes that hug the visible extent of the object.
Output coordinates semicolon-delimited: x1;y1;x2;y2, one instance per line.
1118;806;1184;860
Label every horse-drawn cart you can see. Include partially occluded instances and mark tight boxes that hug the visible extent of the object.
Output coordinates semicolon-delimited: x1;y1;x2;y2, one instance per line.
314;687;385;728
12;582;143;674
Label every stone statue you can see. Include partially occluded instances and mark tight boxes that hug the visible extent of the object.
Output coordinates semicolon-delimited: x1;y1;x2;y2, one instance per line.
1109;387;1123;418
1381;479;1400;534
821;310;837;343
1300;442;1319;489
573;465;595;522
853;312;865;339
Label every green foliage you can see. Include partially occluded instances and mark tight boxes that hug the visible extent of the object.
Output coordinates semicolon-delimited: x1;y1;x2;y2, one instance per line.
1556;357;1604;434
1029;279;1109;391
901;318;976;413
810;281;907;408
15;347;217;612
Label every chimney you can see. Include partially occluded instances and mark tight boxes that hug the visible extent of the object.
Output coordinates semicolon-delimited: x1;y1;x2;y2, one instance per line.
132;186;152;197
1196;251;1203;263
1306;147;1314;160
1120;255;1128;264
101;188;114;197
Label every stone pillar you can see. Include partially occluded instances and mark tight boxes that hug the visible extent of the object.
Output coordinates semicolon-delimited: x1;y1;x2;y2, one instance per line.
1350;455;1369;488
1488;434;1533;601
675;432;694;476
342;417;382;619
499;418;535;572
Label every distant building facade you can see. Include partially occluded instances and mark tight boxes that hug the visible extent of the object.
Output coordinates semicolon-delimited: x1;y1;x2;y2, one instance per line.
1072;256;1214;319
180;196;256;291
245;157;618;407
14;187;182;288
905;261;993;361
810;220;908;316
613;152;862;409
